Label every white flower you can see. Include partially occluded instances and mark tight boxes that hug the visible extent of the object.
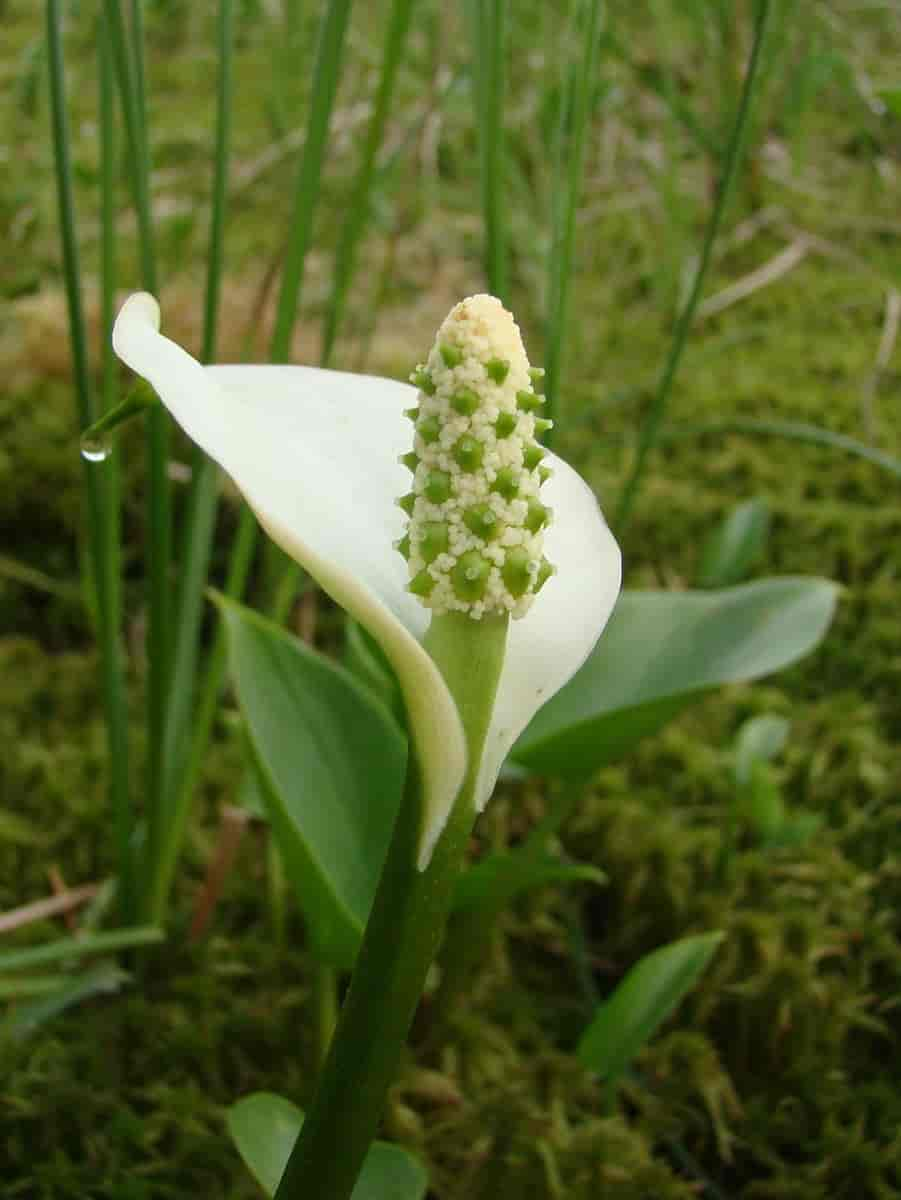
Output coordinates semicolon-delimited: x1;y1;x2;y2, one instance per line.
113;292;621;867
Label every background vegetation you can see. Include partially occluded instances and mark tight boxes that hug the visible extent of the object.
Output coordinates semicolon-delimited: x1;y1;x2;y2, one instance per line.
1;1;899;1196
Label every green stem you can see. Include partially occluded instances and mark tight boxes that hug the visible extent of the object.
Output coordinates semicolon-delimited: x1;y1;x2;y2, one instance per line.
157;0;235;883
101;0;170;907
469;0;508;301
270;0;355;362
613;0;774;533
544;0;603;442
312;963;338;1072
47;0;135;923
146;505;256;922
274;613;507;1200
320;0;416;367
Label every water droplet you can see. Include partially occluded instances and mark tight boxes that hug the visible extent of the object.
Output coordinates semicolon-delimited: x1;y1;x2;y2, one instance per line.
80;434;111;463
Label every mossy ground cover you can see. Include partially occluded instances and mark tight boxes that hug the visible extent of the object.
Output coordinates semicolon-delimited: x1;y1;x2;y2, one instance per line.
1;2;900;1196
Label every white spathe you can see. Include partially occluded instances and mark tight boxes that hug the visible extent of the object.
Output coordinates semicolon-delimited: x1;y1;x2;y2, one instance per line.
113;293;621;867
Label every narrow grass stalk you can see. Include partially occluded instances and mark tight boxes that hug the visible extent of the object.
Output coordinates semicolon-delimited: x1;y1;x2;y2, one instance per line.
467;0;508;301
614;0;774;533
128;0;148;146
101;0;171;903
99;16;134;926
320;0;416;367
155;0;236;916
0;928;164;973
146;509;257;921
544;0;603;442
46;0;135;923
270;0;355;362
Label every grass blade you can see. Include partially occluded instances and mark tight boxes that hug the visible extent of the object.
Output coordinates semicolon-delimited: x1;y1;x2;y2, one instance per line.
0;928;163;973
270;0;356;362
154;0;236;920
321;0;417;366
101;0;171;901
614;0;775;532
544;0;604;442
468;0;508;300
46;0;135;922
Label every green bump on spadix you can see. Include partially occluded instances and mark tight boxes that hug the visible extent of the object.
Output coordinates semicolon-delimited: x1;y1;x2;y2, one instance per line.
535;557;555;593
417;415;441;444
419;520;449;564
398;492;416;515
529;366;545;390
395;533;411;560
491;467;519;500
485;357;509;384
404;406;419;422
502;546;533;599
534;417;554;436
400;451;419;472
525;498;550;533
451;388;479;416
523;443;545;471
495;411;517;438
411;366;436;395
424;470;452;504
516;390;543;413
538;465;553;485
451;551;490;602
409;568;436;597
453;434;484;473
440;342;463;368
463;502;500;540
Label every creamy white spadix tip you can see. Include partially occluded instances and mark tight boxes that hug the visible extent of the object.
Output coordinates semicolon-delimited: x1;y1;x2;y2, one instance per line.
400;294;554;620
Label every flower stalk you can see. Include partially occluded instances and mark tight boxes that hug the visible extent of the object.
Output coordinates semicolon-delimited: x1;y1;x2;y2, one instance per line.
273;613;508;1200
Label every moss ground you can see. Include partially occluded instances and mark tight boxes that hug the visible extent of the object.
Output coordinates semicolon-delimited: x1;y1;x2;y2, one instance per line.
1;1;900;1196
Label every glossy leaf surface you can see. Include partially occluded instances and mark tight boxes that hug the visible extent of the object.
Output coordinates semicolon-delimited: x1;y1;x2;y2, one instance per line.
218;595;406;967
513;579;837;776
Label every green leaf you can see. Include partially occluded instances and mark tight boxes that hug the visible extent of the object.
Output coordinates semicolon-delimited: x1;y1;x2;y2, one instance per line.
742;761;786;840
216;596;407;968
227;1093;428;1199
734;714;790;790
513;579;838;777
577;932;723;1083
696;497;770;587
454;850;605;914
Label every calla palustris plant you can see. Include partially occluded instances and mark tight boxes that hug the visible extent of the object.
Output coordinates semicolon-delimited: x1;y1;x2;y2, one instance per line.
113;291;621;1200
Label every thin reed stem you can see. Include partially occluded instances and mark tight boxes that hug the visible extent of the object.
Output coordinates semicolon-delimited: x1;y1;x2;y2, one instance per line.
270;0;355;362
147;508;257;922
544;0;603;442
46;0;135;922
101;0;171;908
155;0;236;916
468;0;508;301
614;0;774;533
320;0;416;367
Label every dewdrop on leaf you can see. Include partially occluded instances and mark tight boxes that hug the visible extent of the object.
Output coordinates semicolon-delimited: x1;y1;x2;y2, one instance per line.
402;295;554;620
